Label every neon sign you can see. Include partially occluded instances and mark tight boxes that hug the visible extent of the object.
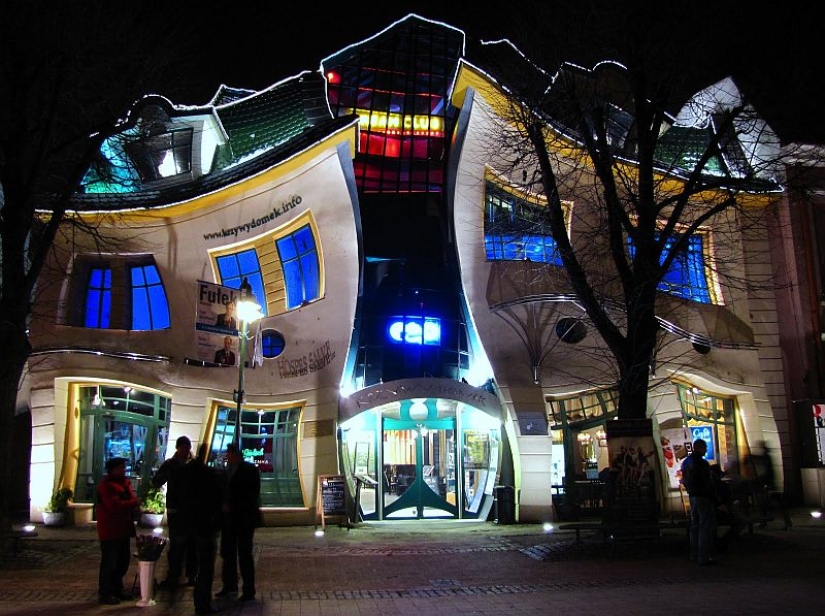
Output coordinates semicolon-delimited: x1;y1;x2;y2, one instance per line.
353;109;443;136
387;317;441;345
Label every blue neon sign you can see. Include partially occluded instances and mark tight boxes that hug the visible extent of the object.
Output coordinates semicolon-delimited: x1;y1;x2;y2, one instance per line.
387;316;441;345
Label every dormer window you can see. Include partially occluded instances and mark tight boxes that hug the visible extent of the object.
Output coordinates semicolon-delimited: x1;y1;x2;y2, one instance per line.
124;127;193;182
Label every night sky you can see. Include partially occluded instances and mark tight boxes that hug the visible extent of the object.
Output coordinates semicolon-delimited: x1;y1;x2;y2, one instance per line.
166;1;823;143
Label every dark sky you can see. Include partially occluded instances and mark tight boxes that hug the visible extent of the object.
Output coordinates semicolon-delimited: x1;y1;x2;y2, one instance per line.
169;1;824;144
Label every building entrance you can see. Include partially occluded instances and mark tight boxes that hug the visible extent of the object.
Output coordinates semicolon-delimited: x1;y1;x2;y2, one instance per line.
383;417;457;519
339;393;502;521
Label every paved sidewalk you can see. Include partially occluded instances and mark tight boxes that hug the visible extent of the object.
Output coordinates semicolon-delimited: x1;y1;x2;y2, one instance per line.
1;508;823;615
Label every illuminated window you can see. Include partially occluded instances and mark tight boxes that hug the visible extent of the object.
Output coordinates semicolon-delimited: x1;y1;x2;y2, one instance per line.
322;18;462;192
261;329;286;359
484;182;562;265
216;249;267;316
130;263;170;330
84;267;112;328
275;225;320;310
675;383;738;472
123;128;193;182
387;316;441;346
207;405;303;507
627;233;713;304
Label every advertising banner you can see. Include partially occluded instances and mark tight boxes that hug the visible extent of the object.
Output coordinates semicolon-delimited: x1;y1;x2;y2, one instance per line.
195;280;241;366
659;426;693;489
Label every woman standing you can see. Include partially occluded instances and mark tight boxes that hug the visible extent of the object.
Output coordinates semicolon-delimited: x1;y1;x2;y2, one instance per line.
96;457;140;605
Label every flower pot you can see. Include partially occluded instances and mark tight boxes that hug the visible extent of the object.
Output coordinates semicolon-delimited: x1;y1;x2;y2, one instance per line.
140;512;164;528
42;511;66;526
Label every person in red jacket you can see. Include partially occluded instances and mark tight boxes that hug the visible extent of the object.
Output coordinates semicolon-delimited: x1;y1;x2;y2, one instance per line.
97;457;140;605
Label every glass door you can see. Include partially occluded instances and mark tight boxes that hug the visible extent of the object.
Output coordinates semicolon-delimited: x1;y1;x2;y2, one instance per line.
383;418;457;519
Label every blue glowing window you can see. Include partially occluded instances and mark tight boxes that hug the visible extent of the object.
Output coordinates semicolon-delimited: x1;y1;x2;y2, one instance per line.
387;316;441;345
84;267;112;328
216;249;267;316
276;225;320;310
130;264;170;330
627;234;712;303
484;182;561;265
261;330;286;358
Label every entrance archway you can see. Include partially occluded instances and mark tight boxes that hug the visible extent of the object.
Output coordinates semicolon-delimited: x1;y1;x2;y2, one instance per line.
339;379;503;521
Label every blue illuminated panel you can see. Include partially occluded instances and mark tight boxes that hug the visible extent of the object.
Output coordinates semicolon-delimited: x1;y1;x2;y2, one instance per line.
627;234;711;303
275;225;320;310
387;316;441;345
84;267;112;328
130;264;170;330
216;249;267;316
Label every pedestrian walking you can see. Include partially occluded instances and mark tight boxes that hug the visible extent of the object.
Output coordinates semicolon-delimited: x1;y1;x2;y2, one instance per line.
217;443;262;602
179;443;224;615
152;435;196;588
680;438;717;565
96;457;140;605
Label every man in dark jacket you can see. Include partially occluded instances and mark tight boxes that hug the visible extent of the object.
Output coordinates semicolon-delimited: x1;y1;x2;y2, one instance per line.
217;443;262;601
152;435;195;588
96;457;140;604
179;444;224;615
680;438;717;565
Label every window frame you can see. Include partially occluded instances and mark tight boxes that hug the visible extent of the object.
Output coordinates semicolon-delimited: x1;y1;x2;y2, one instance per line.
129;261;171;330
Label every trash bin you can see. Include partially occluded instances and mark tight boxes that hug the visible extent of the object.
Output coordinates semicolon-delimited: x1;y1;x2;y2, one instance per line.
493;485;515;524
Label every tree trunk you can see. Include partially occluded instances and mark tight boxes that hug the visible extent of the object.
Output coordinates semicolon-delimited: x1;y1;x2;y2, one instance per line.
0;309;30;537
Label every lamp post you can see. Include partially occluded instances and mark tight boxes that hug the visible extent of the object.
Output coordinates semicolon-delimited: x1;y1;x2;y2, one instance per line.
233;277;264;447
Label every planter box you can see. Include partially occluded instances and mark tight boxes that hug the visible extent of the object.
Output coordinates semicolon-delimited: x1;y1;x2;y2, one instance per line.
42;511;66;526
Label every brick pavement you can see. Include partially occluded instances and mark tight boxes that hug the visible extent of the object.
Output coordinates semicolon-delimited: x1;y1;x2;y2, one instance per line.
1;508;823;615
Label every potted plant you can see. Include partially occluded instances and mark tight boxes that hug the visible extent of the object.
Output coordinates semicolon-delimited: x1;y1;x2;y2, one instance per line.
139;485;166;528
43;487;73;526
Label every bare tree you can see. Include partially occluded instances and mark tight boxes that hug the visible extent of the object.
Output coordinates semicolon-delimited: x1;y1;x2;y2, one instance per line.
0;1;188;535
469;1;807;421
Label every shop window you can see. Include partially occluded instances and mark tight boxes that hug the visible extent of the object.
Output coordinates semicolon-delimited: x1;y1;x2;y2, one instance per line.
130;263;171;330
84;266;112;328
484;181;563;265
215;249;267;316
675;383;738;472
207;405;303;507
275;225;320;310
627;233;715;304
261;329;286;359
74;384;171;503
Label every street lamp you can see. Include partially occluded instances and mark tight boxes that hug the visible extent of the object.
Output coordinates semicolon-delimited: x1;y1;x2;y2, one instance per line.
233;277;264;447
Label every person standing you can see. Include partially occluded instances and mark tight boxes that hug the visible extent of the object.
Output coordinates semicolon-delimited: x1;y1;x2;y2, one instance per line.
96;457;140;605
217;443;262;602
152;435;196;588
680;438;717;565
179;444;224;615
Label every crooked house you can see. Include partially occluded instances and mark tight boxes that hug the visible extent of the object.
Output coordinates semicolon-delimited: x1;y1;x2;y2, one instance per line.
24;14;789;525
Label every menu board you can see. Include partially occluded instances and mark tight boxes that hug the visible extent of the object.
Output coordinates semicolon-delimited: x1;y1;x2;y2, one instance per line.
319;475;347;517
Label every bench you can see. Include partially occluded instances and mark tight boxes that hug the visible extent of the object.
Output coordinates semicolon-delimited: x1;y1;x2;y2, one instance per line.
558;518;690;543
1;529;39;556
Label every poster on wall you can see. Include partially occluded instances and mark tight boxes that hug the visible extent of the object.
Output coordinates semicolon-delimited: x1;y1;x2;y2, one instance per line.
603;420;659;525
659;426;692;489
194;280;242;365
